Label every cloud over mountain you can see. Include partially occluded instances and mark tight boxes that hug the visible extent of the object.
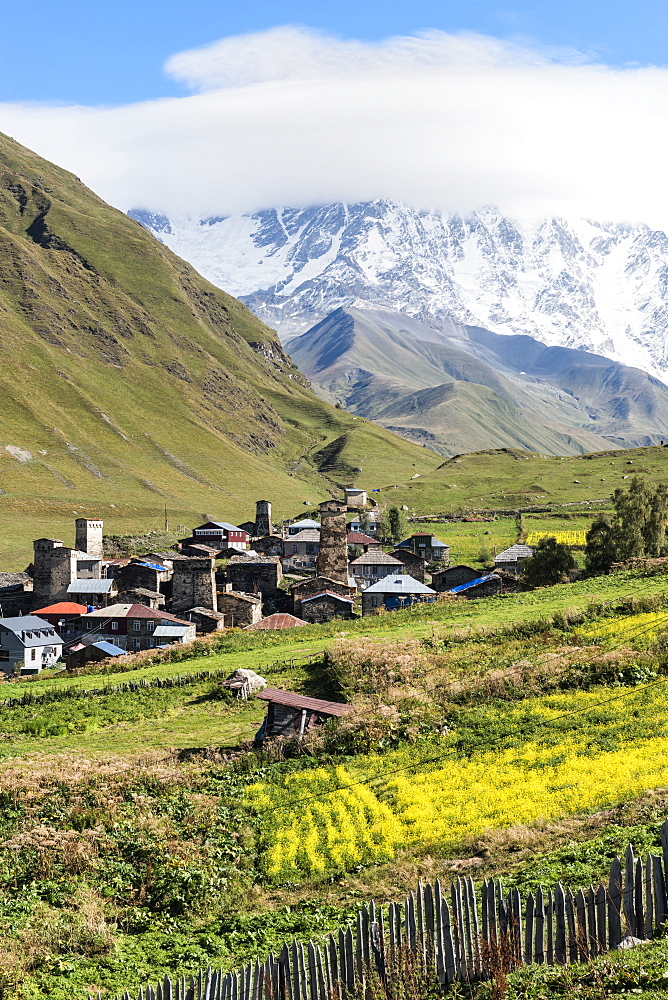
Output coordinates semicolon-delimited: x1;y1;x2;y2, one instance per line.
1;26;668;224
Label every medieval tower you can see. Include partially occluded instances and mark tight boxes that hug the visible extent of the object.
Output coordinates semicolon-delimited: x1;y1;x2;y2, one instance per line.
315;500;349;584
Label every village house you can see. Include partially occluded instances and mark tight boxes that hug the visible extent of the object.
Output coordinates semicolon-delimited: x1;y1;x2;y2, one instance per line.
226;554;283;596
395;533;450;564
183;607;227;634
344;488;367;508
66;577;117;608
255;688;353;742
190;521;250;551
361;575;437;615
0;572;33;618
298;590;355;624
115;558;171;597
449;574;502;600
74;604;195;651
349;512;380;536
33;602;89;637
431;564;483;591
283;529;320;568
349;550;403;587
286;518;320;536
117;587;165;610
216;589;263;627
290;576;356;616
252;535;284;557
66;639;126;671
390;548;428;583
346;531;380;555
494;544;534;575
0;616;63;676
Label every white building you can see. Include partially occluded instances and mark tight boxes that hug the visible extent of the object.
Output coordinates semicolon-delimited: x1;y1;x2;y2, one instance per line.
0;616;63;676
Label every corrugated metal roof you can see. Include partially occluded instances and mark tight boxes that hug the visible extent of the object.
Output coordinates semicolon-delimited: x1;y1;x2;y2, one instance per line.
289;518;320;529
153;625;189;637
347;531;379;545
363;574;436;595
257;687;353;716
92;641;126;656
450;574;497;594
67;579;115;594
34;602;88;615
300;591;354;604
248;614;308;630
135;561;168;572
495;544;533;562
84;604;190;624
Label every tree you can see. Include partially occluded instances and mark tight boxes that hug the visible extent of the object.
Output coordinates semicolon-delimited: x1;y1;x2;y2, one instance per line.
584;516;617;576
358;508;371;534
523;536;576;588
613;476;668;560
386;507;408;544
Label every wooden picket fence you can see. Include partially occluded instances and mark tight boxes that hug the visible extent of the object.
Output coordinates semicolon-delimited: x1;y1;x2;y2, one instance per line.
112;820;668;1000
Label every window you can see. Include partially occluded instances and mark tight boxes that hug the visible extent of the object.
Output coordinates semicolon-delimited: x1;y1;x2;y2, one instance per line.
86;620;95;630
146;621;155;632
132;638;141;650
0;651;9;662
31;649;36;660
111;621;118;631
132;621;141;632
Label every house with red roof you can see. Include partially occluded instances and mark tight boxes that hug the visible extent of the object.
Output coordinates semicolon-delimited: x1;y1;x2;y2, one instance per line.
72;603;196;652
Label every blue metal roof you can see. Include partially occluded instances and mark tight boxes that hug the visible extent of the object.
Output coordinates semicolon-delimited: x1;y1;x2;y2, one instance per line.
92;641;125;657
450;575;497;594
136;562;167;572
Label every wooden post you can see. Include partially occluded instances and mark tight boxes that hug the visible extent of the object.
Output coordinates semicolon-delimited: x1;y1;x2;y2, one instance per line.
534;887;545;965
635;857;645;940
624;844;636;938
554;884;567;965
608;858;623;949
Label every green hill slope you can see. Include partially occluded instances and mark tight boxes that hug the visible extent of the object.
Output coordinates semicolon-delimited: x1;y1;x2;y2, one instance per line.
0;134;437;566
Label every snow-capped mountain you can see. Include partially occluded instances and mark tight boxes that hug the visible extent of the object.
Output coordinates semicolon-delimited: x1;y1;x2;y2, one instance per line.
129;201;668;378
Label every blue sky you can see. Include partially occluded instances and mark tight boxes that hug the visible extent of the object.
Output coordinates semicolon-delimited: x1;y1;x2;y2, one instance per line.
2;0;668;104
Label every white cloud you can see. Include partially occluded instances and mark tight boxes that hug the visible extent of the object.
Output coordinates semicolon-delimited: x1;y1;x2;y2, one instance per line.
1;27;668;225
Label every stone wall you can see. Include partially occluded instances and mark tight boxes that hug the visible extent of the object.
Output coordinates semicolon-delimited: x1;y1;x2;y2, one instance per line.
217;591;262;626
299;594;354;624
171;557;217;613
227;556;282;595
315;501;349;584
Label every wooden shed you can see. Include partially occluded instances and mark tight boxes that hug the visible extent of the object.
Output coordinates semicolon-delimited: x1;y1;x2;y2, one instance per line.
256;687;353;741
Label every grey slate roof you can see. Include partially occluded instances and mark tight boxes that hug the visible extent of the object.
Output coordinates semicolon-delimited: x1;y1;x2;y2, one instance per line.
0;616;62;646
350;550;403;565
362;575;436;595
495;544;534;562
67;579;116;594
287;529;320;542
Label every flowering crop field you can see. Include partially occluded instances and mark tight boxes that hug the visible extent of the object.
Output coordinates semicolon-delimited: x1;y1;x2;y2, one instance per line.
525;530;587;547
248;684;668;882
577;610;668;645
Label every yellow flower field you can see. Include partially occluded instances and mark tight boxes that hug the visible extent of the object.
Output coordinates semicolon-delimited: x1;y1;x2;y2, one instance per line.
578;610;668;644
525;530;587;547
248;686;668;882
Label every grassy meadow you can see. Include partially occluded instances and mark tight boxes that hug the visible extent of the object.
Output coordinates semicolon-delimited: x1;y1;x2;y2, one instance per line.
1;561;668;997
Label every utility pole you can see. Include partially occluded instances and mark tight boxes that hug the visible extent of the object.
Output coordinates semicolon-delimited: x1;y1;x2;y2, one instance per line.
164;504;169;533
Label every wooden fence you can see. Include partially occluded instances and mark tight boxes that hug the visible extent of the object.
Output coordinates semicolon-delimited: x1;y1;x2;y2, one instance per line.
113;820;668;1000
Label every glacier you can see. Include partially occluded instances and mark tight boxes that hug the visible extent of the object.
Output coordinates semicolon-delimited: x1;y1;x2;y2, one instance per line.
129;201;668;379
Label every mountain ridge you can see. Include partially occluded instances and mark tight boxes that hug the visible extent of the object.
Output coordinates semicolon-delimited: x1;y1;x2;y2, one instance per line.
286;305;668;457
130;201;668;380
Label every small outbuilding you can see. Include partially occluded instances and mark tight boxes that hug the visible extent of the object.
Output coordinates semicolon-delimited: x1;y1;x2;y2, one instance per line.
247;613;308;630
494;544;533;575
431;565;482;592
361;574;437;615
256;687;353;741
66;639;126;671
298;590;355;624
449;574;502;600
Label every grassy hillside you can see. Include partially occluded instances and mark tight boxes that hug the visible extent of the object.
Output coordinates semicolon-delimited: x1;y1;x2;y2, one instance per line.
376;444;668;516
0;134;436;567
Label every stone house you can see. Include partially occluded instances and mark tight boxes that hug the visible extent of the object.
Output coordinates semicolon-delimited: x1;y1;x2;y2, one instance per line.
252;535;284;557
298;590;355;624
290;576;356;615
226;554;283;595
395;533;450;564
117;587;165;609
494;544;534;575
74;604;195;652
390;548;428;583
431;565;483;592
255;688;353;741
216;590;262;627
66;578;117;608
171;557;217;613
0;572;33;617
287;518;320;536
115;558;171;596
361;575;437;615
344;488;367;508
0;615;63;676
66;639;126;671
283;529;320;568
183;607;227;633
449;574;502;600
350;550;403;587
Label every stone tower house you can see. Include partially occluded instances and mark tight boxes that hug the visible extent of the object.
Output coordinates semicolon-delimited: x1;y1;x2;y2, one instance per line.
255;500;272;538
171;557;218;613
32;539;78;607
75;518;104;559
315;500;349;584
